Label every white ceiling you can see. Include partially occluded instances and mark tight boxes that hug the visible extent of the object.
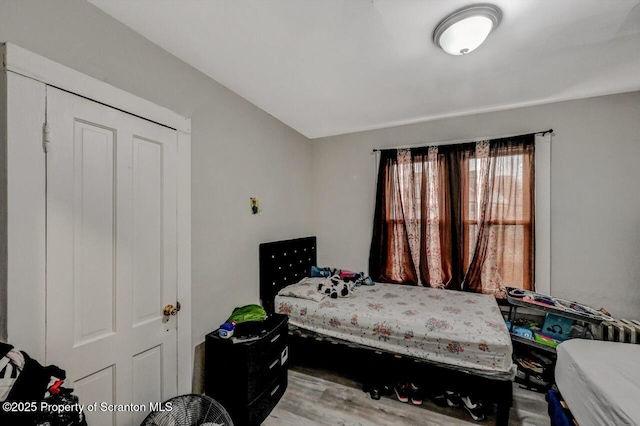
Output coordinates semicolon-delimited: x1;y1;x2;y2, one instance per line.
90;0;640;139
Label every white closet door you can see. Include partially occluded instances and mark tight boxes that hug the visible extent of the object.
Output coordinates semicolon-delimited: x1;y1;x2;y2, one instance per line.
46;87;178;426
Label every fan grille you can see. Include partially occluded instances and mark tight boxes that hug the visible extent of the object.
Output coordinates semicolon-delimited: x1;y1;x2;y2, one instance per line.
140;394;233;426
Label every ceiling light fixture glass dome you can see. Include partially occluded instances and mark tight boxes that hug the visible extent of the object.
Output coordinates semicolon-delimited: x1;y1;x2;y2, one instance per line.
433;4;502;56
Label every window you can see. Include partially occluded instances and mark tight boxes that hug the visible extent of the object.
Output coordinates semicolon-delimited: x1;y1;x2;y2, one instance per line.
369;136;535;296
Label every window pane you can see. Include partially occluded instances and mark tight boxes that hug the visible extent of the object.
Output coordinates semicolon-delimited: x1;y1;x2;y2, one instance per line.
489;154;526;221
487;224;526;288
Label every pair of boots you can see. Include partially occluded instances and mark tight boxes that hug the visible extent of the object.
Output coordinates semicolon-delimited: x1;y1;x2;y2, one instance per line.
434;390;486;422
393;382;424;405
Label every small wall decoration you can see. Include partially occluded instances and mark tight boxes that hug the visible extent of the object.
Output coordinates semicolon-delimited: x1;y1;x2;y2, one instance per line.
250;197;261;215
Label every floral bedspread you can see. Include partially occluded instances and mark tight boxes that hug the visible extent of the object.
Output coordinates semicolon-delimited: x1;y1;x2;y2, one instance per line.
275;283;513;374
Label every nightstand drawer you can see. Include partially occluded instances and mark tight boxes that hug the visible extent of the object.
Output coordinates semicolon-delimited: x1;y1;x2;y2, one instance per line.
244;325;288;375
246;345;288;403
246;371;288;426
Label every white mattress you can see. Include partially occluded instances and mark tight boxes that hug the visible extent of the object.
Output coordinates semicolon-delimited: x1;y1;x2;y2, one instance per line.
275;283;514;376
555;339;640;426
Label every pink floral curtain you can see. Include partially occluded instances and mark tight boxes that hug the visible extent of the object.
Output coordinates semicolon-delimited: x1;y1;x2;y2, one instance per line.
464;137;535;295
385;148;443;287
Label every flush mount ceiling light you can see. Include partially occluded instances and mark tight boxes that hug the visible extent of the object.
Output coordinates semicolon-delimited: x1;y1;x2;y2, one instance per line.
433;4;502;56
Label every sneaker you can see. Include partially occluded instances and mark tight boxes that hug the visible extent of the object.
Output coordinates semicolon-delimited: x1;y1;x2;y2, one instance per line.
460;395;486;422
369;386;381;400
394;382;409;403
410;383;424;405
433;390;461;408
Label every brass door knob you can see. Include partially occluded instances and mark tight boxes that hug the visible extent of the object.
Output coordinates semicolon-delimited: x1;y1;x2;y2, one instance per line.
163;302;181;317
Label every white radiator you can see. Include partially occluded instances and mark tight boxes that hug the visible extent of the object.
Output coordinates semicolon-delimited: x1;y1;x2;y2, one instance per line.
593;319;640;344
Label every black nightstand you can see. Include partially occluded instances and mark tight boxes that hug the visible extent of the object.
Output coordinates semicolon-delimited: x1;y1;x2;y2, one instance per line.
205;314;289;426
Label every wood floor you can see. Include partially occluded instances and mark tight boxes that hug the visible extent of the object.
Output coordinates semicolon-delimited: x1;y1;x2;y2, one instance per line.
264;366;549;426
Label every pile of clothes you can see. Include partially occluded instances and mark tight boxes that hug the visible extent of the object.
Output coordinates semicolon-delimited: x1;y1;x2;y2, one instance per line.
0;342;87;426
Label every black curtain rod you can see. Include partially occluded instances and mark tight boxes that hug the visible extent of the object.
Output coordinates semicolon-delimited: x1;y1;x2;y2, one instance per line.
372;129;553;153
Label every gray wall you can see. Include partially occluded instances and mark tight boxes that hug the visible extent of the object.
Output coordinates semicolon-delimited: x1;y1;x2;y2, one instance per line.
190;82;313;350
190;94;313;390
311;91;640;320
0;0;314;388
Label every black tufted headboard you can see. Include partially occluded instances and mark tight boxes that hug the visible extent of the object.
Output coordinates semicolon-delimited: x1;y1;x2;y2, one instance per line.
259;236;317;314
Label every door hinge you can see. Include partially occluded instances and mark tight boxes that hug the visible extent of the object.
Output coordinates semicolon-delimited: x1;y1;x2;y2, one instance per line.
43;122;51;153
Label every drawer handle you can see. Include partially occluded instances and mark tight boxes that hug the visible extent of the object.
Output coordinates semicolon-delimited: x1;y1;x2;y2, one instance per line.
270;384;281;396
270;334;281;344
269;359;279;370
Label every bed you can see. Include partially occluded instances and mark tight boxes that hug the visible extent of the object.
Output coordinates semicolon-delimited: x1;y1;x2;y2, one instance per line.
275;281;513;376
555;339;640;426
259;236;515;425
